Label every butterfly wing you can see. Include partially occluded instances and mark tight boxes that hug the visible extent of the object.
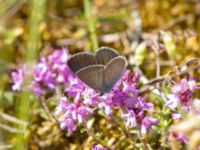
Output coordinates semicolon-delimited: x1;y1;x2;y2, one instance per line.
76;65;104;92
103;56;127;92
67;52;97;73
95;47;119;65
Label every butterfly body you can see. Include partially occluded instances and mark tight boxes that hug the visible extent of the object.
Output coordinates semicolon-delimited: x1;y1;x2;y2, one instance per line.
67;47;127;94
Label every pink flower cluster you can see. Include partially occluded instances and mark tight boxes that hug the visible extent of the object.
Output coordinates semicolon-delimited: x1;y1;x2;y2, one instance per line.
10;48;157;136
31;48;71;96
56;70;157;135
166;77;200;111
166;77;200;145
55;97;93;134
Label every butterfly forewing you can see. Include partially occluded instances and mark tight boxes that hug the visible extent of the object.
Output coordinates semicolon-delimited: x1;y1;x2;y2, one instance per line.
95;47;119;65
67;53;97;73
76;65;104;91
103;56;127;92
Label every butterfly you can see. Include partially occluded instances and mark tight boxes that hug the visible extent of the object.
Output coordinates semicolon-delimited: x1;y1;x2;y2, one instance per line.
67;47;127;95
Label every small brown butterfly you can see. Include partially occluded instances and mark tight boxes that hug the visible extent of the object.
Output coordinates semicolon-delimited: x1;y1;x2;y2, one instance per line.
67;47;127;94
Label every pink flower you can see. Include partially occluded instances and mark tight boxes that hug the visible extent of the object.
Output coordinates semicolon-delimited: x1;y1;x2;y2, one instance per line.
166;77;199;111
172;113;181;120
170;132;188;144
98;93;114;116
60;118;76;135
33;59;49;82
166;94;179;110
11;65;25;91
31;48;72;96
92;145;107;150
56;96;93;134
141;117;158;134
121;110;137;127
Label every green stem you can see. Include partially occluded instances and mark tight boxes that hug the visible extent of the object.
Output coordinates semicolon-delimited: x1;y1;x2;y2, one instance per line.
14;0;47;149
14;91;32;150
26;0;47;61
84;0;98;51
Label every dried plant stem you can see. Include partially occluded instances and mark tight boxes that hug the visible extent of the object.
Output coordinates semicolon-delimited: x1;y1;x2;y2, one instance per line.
84;124;110;150
0;123;24;133
0;113;27;126
139;58;200;95
156;52;160;87
146;59;200;86
152;37;161;88
38;97;59;127
0;144;13;150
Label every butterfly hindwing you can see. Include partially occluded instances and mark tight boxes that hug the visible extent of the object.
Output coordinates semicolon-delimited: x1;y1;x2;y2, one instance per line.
76;65;104;92
67;52;97;73
103;56;127;92
95;47;119;65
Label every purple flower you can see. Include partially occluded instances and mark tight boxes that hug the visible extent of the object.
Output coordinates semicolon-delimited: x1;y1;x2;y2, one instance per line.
82;88;99;106
166;77;199;111
32;59;56;96
166;94;179;110
48;48;70;65
31;48;72;96
170;132;188;144
33;59;49;82
92;145;107;150
65;77;85;98
98;94;113;116
55;96;69;115
112;91;128;107
31;82;44;97
60;118;76;135
121;110;137;127
122;71;139;94
11;65;25;91
101;71;156;133
172;113;181;120
56;96;93;134
48;48;71;84
141;117;158;134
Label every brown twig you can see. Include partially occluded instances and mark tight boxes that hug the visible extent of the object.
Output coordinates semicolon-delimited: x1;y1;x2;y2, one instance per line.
140;58;200;94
